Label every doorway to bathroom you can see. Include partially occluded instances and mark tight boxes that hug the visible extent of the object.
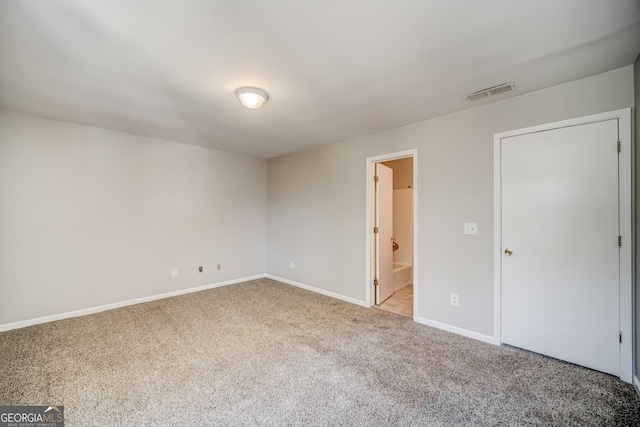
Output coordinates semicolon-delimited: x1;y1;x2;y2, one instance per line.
366;150;417;318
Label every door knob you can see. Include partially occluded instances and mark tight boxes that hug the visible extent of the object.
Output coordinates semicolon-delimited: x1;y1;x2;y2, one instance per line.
504;248;513;256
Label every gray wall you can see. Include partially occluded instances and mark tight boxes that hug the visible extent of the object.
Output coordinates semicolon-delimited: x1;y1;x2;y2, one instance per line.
0;110;267;326
267;65;635;337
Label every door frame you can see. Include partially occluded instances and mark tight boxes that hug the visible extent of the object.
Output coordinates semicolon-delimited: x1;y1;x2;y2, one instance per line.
493;108;632;383
365;149;418;315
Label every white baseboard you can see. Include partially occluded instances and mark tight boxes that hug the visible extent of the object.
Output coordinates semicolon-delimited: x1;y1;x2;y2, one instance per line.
414;315;499;345
393;280;413;292
634;375;640;396
265;275;369;308
0;274;266;332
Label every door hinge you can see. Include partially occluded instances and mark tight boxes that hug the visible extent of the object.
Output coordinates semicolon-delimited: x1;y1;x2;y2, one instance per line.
374;279;379;287
374;175;379;182
617;140;621;153
374;226;379;234
619;332;622;343
618;235;622;247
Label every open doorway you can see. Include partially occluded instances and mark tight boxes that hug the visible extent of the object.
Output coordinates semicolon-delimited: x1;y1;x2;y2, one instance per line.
366;150;417;318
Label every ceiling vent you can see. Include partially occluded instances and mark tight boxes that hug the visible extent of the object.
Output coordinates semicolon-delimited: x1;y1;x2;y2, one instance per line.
464;82;515;102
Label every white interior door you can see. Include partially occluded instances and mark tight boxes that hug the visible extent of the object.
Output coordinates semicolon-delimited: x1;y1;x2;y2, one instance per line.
376;163;393;304
501;119;619;376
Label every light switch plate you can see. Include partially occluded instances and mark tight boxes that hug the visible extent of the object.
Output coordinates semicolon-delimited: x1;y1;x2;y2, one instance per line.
463;223;478;235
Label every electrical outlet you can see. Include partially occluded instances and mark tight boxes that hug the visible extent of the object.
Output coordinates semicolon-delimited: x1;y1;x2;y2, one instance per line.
290;261;295;269
217;263;221;271
198;266;203;273
463;223;478;235
450;293;459;306
464;222;478;236
171;268;178;278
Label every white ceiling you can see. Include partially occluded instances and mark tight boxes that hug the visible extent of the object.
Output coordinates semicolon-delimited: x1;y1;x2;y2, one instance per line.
1;0;639;158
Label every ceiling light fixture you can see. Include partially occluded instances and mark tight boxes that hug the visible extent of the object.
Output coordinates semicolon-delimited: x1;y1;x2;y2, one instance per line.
236;87;269;110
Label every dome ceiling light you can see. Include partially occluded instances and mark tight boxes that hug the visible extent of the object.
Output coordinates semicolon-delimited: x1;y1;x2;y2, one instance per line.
236;87;269;110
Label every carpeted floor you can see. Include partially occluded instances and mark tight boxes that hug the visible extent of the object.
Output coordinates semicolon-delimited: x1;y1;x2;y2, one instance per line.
1;278;639;426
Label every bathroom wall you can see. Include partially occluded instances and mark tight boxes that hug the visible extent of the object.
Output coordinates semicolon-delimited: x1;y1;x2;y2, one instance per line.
383;157;412;189
393;189;413;267
382;158;414;267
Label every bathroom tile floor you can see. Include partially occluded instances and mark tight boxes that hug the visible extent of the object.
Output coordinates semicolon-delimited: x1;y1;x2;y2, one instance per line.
377;284;413;317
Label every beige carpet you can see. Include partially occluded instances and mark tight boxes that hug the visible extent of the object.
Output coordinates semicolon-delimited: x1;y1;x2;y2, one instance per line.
1;278;639;426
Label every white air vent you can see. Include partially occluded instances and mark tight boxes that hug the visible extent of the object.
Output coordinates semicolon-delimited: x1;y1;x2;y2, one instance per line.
464;82;515;102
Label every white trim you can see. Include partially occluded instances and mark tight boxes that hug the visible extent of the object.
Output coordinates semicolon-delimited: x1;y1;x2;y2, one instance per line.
493;108;633;384
0;274;266;332
617;108;633;384
493;131;503;344
414;315;499;345
266;275;369;307
412;153;418;319
365;149;418;316
634;376;640;397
